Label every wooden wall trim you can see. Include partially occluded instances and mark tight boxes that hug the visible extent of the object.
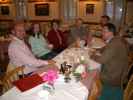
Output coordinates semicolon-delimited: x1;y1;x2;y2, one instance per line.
0;19;13;22
128;0;133;2
29;19;54;22
0;19;99;25
0;19;54;22
28;0;56;3
84;22;99;25
0;2;12;4
79;0;100;1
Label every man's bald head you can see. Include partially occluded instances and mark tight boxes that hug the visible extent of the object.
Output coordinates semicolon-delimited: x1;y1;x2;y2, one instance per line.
11;22;26;40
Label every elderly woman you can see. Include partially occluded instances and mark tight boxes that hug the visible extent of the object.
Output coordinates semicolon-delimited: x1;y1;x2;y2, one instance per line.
47;20;67;53
28;23;56;60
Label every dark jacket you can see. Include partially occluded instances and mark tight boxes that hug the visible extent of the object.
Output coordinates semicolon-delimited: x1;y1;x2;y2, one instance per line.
47;29;67;50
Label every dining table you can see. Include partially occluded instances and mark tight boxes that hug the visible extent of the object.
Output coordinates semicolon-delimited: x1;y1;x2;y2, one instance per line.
0;38;104;100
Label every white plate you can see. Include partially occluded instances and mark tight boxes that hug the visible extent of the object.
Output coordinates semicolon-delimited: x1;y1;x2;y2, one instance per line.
91;38;106;49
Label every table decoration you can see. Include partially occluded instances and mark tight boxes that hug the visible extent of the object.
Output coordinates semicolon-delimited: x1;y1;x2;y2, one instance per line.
42;83;55;94
79;40;86;48
60;61;72;74
73;64;87;82
73;56;88;82
41;69;59;95
60;61;72;83
42;69;58;84
41;69;58;89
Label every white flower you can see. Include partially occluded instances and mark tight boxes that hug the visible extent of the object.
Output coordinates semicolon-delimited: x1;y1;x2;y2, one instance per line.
75;64;85;74
80;56;85;61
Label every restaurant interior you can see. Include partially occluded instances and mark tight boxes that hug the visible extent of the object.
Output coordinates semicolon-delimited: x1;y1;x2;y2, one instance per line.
0;0;133;100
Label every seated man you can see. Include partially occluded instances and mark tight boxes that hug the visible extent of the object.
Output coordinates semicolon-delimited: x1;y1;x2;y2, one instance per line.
7;22;55;75
69;18;88;45
91;23;128;100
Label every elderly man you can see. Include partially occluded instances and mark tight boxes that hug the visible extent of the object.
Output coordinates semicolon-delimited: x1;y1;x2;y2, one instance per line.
7;22;55;75
69;18;88;44
92;23;128;100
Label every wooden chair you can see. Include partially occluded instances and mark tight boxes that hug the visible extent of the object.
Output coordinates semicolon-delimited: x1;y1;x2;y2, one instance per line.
1;66;24;93
128;52;133;66
124;75;133;100
121;62;133;90
127;89;133;100
88;78;102;100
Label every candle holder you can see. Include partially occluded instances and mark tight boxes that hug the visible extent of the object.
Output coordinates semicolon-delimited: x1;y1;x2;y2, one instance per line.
43;83;55;95
60;62;72;74
64;65;72;83
60;62;72;83
73;73;81;82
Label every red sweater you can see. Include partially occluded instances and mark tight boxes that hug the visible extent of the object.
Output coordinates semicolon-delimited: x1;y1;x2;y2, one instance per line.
47;29;67;50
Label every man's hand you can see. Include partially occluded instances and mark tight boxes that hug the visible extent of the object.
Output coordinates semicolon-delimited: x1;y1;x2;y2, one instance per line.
90;48;102;63
89;48;96;57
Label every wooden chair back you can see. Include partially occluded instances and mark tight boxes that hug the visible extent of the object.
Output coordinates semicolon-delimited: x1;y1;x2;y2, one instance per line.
121;62;133;89
124;74;133;100
2;66;24;93
88;78;102;100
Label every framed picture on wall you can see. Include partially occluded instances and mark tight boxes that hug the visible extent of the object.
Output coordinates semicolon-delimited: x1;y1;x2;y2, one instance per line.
29;0;56;2
79;0;100;1
0;6;10;15
35;3;49;16
86;4;95;15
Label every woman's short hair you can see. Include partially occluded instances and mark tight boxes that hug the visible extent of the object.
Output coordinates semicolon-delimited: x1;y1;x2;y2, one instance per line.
50;19;60;28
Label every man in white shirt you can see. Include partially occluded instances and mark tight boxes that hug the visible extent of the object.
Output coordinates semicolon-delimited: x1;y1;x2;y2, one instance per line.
8;22;55;74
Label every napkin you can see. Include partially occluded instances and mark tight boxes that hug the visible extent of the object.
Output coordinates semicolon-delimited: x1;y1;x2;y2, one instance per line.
13;74;44;92
38;90;49;100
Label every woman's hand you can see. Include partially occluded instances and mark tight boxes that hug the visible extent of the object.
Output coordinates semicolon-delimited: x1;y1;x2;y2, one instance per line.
47;60;56;65
48;44;53;49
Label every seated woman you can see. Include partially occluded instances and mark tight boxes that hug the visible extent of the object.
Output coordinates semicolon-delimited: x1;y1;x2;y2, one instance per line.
47;20;68;53
28;23;56;60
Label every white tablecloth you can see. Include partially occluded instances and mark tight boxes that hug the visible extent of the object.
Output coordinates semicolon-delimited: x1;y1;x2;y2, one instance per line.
0;76;88;100
53;48;90;68
53;47;101;70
